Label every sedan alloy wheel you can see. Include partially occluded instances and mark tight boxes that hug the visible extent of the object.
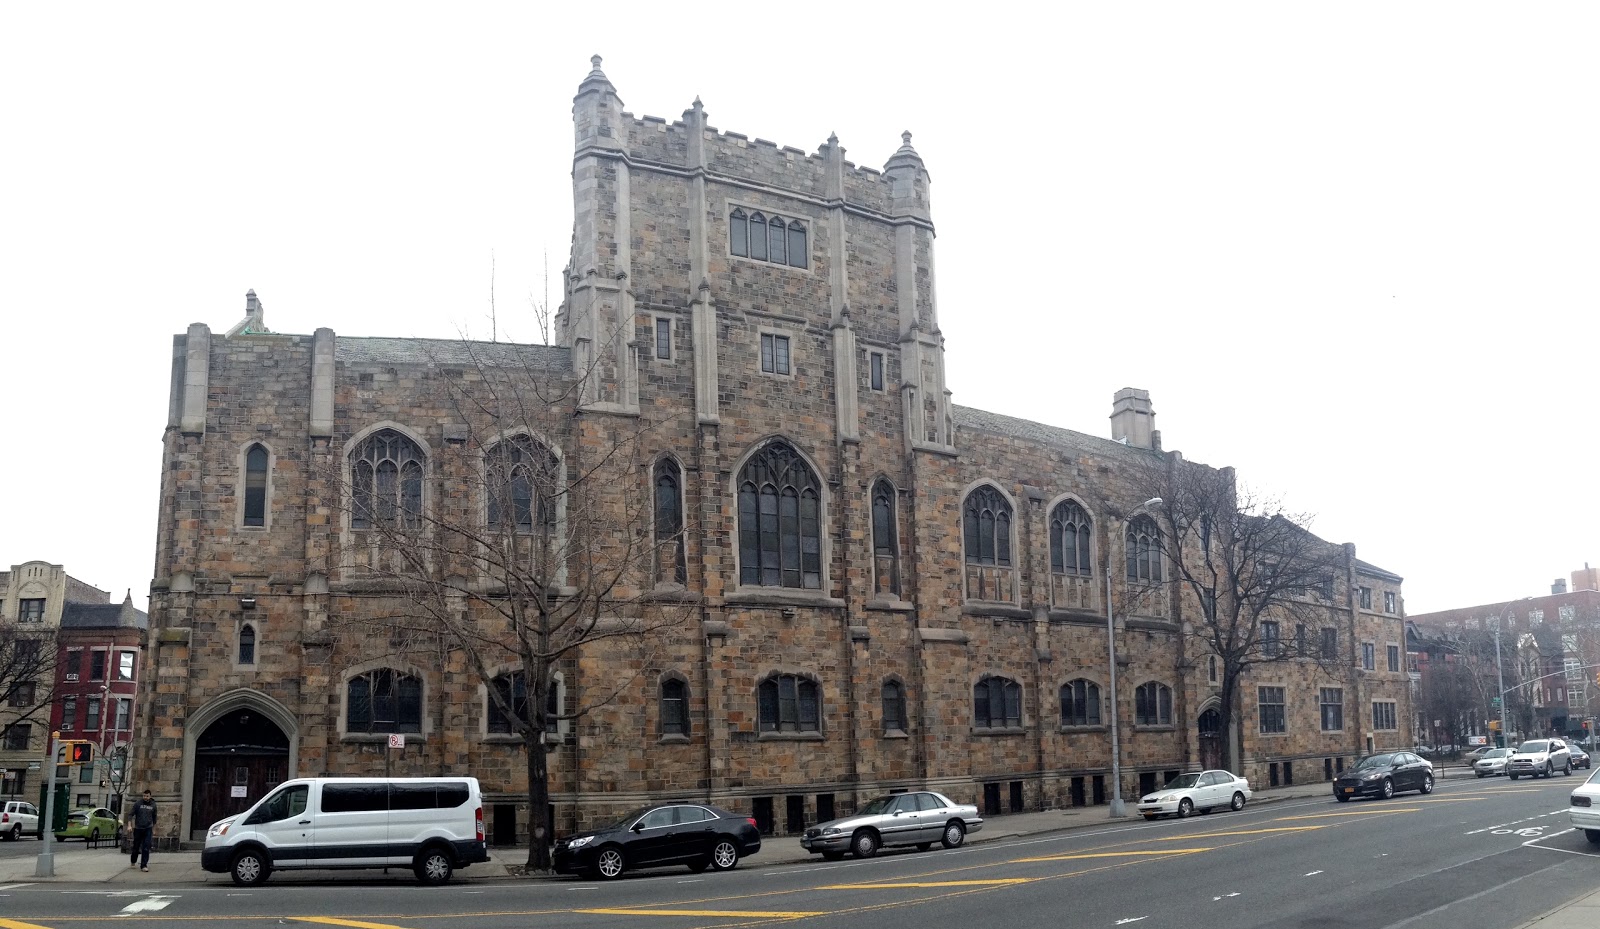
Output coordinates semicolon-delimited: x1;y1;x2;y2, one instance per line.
710;839;740;871
595;846;626;880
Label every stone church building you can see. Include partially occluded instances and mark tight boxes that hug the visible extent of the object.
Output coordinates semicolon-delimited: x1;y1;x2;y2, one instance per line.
136;59;1411;844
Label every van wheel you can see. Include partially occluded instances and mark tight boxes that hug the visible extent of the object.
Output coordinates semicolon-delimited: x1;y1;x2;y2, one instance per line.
415;846;454;885
230;849;270;886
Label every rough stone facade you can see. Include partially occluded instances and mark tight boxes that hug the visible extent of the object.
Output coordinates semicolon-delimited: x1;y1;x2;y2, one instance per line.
134;59;1412;845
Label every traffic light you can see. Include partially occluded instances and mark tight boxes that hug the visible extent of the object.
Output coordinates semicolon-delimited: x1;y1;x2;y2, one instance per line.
1487;720;1500;731
55;740;92;765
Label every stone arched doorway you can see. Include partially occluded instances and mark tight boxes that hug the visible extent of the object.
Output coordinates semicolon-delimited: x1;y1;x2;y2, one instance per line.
1198;707;1223;770
185;693;296;840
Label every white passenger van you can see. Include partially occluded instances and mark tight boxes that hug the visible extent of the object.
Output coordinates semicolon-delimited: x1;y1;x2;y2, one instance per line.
200;777;490;886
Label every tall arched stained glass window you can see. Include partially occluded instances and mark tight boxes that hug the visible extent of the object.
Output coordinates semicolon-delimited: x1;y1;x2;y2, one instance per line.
737;441;821;589
350;430;425;531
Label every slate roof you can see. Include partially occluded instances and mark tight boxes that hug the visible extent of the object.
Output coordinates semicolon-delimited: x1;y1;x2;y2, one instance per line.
952;405;1162;463
335;337;571;372
61;602;148;630
1355;558;1403;583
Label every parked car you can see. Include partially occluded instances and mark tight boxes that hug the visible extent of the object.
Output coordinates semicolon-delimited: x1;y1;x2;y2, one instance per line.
1570;767;1600;846
1333;751;1434;801
1507;739;1572;779
55;808;121;843
801;791;982;860
553;802;761;880
1570;746;1591;769
2;800;40;841
1137;770;1252;819
1473;747;1514;778
1463;745;1498;765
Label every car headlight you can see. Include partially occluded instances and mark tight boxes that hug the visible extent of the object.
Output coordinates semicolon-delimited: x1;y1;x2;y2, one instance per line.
1159;794;1179;802
566;836;594;850
822;827;842;836
1362;772;1382;780
207;821;232;838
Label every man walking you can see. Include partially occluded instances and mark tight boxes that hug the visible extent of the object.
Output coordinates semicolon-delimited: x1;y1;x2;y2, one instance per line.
127;790;157;872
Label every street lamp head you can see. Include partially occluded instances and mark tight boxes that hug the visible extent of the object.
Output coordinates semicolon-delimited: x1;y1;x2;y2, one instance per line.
1141;497;1163;509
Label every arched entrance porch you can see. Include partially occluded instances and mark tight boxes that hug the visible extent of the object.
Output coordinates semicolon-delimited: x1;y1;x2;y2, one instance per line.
181;689;299;841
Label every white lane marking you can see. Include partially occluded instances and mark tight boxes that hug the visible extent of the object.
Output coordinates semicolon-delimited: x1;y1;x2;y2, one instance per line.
117;894;177;916
1212;892;1240;901
0;883;36;891
1116;918;1149;925
1465;810;1569;835
1304;870;1323;876
226;893;251;896
462;891;484;894
678;879;703;884
568;886;598;890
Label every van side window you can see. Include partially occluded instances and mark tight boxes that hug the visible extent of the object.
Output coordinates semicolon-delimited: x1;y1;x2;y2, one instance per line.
321;785;388;813
245;785;308;825
389;783;471;810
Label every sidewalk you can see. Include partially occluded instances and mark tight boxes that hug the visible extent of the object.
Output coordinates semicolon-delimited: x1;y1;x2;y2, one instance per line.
0;767;1476;886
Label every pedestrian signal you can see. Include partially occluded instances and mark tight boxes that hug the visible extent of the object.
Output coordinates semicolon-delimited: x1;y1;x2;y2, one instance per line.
56;741;92;765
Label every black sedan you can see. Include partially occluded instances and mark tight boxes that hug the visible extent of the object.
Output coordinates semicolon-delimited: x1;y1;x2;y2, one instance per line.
1333;751;1434;801
553;802;761;880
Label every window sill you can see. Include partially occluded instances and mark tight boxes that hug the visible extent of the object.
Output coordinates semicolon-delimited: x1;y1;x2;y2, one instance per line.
341;732;426;744
864;598;915;613
645;584;702;604
1135;724;1177;732
481;732;566;745
1048;609;1103;626
1059;725;1107;733
882;729;909;739
962;603;1030;621
757;731;824;741
971;727;1026;737
727;589;845;609
658;733;691;745
1256;731;1289;738
1125;617;1177;631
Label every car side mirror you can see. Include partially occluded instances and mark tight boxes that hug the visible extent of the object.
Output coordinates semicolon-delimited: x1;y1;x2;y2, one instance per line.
632;823;645;833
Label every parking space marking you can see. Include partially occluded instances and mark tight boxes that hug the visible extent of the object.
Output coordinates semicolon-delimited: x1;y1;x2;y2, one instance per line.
0;884;36;892
1012;847;1212;863
0;920;56;929
820;879;1031;889
578;908;826;918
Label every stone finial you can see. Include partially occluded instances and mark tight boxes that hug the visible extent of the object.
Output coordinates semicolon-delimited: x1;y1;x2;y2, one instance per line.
590;54;604;73
828;131;839;145
577;54;618;99
885;129;924;172
124;589;133;604
693;96;703;111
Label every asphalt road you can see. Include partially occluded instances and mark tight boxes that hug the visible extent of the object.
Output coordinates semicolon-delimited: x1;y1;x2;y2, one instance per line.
1;774;1596;929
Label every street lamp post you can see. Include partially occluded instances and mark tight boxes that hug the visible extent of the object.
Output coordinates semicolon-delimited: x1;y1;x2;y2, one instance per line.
1106;497;1163;818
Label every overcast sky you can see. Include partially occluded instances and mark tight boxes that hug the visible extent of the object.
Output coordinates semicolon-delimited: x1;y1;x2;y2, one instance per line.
3;2;1595;616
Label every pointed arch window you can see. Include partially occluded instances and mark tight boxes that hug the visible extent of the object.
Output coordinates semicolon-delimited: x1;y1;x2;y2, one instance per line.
1125;516;1163;582
347;668;423;733
974;676;1022;729
244;444;269;527
729;208;748;257
351;429;425;531
728;207;808;269
1060;679;1101;727
767;215;786;265
871;479;900;596
238;623;256;665
757;674;820;732
963;485;1012;567
654;459;687;585
660;677;689;736
737;441;822;589
486;435;559;532
1134;681;1173;726
748;212;768;261
486;671;562;734
1049;501;1092;576
881;680;906;733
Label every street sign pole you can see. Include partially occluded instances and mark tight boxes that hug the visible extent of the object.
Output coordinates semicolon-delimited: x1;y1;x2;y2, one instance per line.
34;732;58;877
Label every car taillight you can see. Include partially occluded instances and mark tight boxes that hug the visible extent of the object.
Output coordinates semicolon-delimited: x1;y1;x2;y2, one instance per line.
1;813;8;823
747;817;758;829
475;806;485;842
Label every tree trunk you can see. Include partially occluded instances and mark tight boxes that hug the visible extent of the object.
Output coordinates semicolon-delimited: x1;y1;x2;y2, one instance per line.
525;730;552;870
1219;672;1239;773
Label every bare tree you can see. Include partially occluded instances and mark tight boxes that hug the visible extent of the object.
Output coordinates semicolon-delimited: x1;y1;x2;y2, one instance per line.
1140;461;1350;772
0;621;57;748
327;330;694;871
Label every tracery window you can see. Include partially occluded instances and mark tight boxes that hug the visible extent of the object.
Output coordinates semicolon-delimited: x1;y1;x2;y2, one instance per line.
1049;501;1092;576
728;207;808;268
654;459;687;584
871;479;900;596
737;442;822;589
1135;682;1173;726
1125;516;1162;582
351;429;425;531
347;668;423;733
485;434;559;532
758;674;820;732
1060;679;1101;727
974;676;1022;729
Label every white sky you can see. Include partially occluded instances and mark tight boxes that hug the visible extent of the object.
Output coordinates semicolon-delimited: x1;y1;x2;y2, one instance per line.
3;2;1596;616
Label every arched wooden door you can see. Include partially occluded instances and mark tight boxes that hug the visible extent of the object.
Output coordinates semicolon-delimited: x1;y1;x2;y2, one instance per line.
1198;708;1223;770
190;708;290;836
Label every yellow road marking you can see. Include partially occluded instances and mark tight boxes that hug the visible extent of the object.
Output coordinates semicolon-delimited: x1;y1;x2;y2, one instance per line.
820;879;1032;889
578;909;825;918
1157;826;1321;839
294;920;413;929
1414;797;1489;803
1013;847;1211;863
0;919;57;929
1275;808;1420;820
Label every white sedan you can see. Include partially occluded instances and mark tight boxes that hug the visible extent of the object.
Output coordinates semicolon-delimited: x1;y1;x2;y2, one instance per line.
1570;767;1600;846
1138;770;1251;820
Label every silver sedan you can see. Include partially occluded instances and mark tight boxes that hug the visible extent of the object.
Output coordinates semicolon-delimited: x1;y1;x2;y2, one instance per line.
801;791;983;860
1138;770;1252;819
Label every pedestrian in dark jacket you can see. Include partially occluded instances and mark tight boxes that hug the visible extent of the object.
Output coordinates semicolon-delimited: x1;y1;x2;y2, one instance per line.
127;790;157;871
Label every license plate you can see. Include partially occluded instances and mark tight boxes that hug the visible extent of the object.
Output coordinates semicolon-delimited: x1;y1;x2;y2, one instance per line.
1343;787;1355;794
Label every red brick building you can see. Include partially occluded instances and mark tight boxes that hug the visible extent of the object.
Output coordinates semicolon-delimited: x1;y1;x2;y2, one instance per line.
49;595;146;812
